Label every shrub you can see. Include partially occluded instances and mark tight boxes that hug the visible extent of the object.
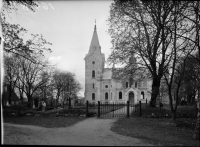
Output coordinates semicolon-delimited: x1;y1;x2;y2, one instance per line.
63;109;86;115
3;105;30;111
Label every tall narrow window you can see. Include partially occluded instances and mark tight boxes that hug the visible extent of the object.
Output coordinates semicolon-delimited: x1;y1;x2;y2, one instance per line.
135;82;137;88
111;92;112;100
141;91;144;99
119;91;122;99
92;93;95;100
126;82;128;88
141;81;144;87
129;78;133;87
93;83;95;89
105;92;108;100
92;70;95;78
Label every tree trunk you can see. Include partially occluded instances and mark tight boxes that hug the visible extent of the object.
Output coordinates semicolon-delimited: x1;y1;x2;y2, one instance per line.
150;77;161;107
27;95;33;108
168;87;177;121
171;111;176;121
20;95;23;104
193;89;200;140
8;85;12;105
8;90;12;105
193;105;200;140
55;98;58;109
51;99;53;107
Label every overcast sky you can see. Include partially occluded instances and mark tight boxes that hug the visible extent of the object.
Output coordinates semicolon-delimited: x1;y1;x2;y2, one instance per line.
3;0;113;97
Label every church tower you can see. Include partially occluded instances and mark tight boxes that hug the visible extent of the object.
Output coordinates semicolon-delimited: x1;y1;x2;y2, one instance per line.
84;22;105;103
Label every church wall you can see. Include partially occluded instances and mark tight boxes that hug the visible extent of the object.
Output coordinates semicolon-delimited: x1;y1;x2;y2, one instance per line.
100;79;112;102
85;52;104;104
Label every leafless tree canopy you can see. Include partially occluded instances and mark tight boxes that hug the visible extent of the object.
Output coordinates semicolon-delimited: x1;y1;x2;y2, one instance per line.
107;0;199;107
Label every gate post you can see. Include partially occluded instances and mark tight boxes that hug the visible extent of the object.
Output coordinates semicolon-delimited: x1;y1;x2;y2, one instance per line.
98;101;100;118
69;97;72;109
86;101;88;117
127;101;130;118
139;101;142;117
113;102;114;118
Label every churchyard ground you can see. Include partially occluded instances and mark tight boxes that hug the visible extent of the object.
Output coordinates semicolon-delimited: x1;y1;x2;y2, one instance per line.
2;103;199;146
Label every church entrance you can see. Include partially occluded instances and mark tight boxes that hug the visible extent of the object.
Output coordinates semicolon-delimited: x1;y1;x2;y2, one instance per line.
129;92;134;104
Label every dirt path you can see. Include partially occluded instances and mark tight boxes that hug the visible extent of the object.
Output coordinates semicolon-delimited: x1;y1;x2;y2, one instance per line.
3;117;155;146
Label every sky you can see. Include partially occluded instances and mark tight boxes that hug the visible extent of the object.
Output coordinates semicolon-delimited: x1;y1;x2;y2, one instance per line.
3;0;114;97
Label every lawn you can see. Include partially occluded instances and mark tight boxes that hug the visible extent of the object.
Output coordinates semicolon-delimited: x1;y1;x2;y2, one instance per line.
111;103;199;146
2;105;88;128
3;116;86;128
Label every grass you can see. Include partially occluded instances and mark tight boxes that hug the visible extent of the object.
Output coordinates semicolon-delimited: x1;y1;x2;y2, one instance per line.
133;103;198;118
111;117;199;146
3;116;86;128
3;105;88;128
111;103;199;146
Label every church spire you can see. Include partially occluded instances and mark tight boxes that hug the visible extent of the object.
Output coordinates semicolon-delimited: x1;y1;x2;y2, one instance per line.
94;19;96;30
88;20;101;55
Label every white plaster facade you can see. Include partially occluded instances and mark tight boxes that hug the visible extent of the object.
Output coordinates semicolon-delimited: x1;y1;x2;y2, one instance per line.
84;24;152;104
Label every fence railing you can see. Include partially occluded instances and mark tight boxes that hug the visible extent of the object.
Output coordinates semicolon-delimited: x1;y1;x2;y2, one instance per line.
85;100;142;118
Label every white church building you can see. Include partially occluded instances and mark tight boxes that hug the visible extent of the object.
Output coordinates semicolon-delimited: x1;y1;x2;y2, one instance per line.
84;24;152;104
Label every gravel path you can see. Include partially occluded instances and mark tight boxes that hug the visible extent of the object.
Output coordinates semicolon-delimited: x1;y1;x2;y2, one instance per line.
3;117;155;146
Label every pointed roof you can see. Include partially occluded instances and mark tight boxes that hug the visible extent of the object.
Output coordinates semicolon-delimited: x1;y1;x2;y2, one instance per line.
88;23;101;54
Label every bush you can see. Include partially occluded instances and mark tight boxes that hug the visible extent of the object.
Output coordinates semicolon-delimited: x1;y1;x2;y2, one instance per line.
46;107;54;111
131;103;197;119
76;103;85;106
88;103;95;107
36;107;86;117
3;105;31;111
63;109;86;115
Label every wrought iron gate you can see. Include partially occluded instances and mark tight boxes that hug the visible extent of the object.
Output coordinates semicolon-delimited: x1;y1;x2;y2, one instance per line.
97;101;138;118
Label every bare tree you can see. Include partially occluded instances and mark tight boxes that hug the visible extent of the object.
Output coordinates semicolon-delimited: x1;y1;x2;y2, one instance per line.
3;53;20;104
51;69;81;109
107;0;196;107
16;53;52;108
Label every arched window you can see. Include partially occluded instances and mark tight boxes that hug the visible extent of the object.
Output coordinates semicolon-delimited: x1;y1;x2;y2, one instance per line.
105;92;108;100
129;78;133;87
141;91;144;99
92;93;95;100
93;83;95;89
126;82;128;88
141;81;144;87
135;82;137;88
92;70;95;78
119;91;122;99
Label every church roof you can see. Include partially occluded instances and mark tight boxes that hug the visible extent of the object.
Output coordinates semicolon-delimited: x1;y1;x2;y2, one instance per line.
88;24;101;55
102;68;112;79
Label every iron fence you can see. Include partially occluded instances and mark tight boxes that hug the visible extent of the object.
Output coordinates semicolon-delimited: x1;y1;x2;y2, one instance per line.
84;100;142;118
